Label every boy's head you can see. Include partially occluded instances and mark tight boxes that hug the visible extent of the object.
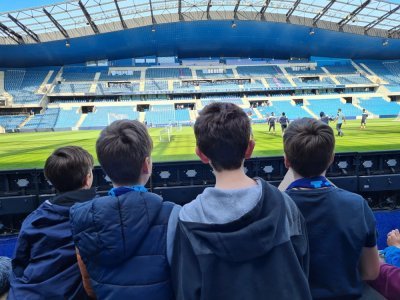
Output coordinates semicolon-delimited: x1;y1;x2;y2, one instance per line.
363;108;366;112
283;118;335;178
282;112;286;116
320;111;325;117
194;102;254;172
44;146;94;193
271;112;275;116
96;120;153;186
338;108;342;112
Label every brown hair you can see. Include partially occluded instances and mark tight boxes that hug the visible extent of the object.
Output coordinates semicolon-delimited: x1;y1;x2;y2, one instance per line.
283;118;335;177
44;146;94;192
194;102;251;172
96;120;153;185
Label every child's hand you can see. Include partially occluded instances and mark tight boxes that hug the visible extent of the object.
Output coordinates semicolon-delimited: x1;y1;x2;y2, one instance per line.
387;229;400;248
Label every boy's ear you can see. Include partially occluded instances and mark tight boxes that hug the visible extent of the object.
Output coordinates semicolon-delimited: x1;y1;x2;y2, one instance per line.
329;152;335;166
244;139;255;159
195;147;210;164
142;157;152;174
82;170;93;189
283;154;291;169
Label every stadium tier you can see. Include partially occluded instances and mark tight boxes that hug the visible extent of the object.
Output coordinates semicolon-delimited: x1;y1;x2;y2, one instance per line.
22;108;59;130
0;115;27;130
358;97;400;116
307;99;361;117
54;108;81;129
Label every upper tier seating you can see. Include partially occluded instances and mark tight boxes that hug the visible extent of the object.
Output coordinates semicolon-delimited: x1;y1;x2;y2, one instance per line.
99;70;141;81
292;77;335;88
97;82;140;94
150;104;175;111
236;66;283;77
80;106;139;128
199;82;240;92
53;83;92;93
358;97;400;116
307;98;361;117
0;115;27;130
173;82;197;92
336;75;371;85
361;61;400;84
324;63;358;75
284;66;325;76
243;80;266;91
145;80;169;91
196;69;234;79
54;108;81;128
145;68;192;79
4;69;48;104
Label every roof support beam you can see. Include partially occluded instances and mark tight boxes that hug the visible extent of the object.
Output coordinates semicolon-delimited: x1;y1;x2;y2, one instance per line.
114;0;127;29
364;5;400;32
338;0;371;29
8;14;40;43
207;0;212;19
234;0;241;19
259;0;272;20
149;0;156;25
0;22;24;44
78;1;100;34
178;0;183;21
389;24;400;38
286;0;301;21
313;0;336;25
43;8;70;39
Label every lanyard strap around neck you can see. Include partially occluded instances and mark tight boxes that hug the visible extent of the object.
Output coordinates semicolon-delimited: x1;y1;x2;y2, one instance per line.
286;176;332;191
108;185;148;197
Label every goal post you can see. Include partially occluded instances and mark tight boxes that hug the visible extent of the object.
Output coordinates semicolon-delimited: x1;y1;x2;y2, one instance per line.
159;126;171;142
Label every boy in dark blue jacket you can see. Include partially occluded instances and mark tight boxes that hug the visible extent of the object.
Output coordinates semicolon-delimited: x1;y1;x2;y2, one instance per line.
70;120;180;300
172;103;312;300
280;118;380;299
8;146;95;300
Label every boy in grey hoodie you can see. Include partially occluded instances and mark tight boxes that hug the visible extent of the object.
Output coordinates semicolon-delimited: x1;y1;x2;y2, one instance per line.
171;102;312;300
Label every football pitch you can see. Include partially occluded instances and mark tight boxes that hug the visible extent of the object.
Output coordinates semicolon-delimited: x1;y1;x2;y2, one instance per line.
0;118;399;171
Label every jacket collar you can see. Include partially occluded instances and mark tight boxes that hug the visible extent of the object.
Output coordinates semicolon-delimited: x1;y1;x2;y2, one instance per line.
50;188;97;207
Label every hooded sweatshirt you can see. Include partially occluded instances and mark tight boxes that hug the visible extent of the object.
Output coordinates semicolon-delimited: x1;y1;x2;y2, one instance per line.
70;190;180;300
8;189;95;300
172;178;312;300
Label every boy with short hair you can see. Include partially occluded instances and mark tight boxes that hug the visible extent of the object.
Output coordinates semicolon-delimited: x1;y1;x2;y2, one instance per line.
172;103;312;300
280;118;380;299
8;146;95;300
70;120;180;300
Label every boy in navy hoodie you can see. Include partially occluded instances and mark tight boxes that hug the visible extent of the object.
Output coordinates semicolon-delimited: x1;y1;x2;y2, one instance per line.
70;120;180;300
8;146;95;300
172;102;312;300
280;118;380;299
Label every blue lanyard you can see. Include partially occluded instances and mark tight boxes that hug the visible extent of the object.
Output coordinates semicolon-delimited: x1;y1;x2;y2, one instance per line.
286;176;332;191
108;185;148;197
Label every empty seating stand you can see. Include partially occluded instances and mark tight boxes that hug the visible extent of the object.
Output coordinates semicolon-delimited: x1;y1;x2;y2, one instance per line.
80;106;139;129
358;97;400;117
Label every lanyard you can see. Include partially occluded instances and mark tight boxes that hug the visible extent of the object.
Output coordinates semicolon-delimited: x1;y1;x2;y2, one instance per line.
108;185;148;197
286;176;332;191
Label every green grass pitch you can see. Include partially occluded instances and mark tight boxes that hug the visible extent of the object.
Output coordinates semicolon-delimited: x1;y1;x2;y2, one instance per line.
0;118;399;171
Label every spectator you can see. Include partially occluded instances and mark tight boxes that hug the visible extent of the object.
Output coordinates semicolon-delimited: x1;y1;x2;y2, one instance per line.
8;146;95;300
280;118;380;299
172;103;311;300
70;120;180;300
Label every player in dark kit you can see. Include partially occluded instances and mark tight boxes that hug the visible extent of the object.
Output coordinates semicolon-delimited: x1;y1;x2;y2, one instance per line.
320;112;330;125
278;112;289;136
360;109;368;129
268;112;276;134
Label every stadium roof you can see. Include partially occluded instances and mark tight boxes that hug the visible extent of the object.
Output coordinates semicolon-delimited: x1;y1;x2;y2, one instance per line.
0;0;400;66
0;0;400;45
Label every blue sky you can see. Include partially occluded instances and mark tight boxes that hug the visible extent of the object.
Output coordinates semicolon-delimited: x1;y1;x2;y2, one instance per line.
0;0;64;12
1;0;400;13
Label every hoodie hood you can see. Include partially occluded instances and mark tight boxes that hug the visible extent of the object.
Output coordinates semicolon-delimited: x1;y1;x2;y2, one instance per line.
179;179;294;262
71;191;164;267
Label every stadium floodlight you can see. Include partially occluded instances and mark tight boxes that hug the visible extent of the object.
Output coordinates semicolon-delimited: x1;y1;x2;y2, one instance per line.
382;39;389;46
309;28;315;35
231;21;237;28
151;25;156;32
65;40;71;47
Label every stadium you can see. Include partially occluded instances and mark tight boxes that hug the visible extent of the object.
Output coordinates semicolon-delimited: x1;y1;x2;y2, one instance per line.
0;0;400;298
